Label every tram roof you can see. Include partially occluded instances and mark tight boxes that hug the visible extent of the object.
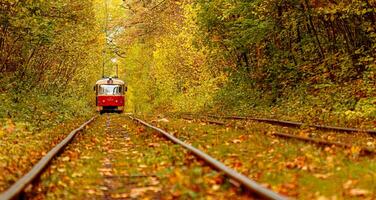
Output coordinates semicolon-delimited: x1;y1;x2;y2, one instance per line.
96;77;125;85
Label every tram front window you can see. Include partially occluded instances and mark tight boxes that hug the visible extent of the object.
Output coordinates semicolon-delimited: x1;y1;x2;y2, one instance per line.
98;85;123;95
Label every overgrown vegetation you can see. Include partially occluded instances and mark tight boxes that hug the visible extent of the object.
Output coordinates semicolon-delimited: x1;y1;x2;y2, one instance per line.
2;0;374;128
32;115;246;199
155;117;376;198
113;0;375;125
0;1;374;198
0;0;102;129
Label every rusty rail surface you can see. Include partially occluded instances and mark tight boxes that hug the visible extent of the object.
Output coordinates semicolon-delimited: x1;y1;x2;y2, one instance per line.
130;116;289;200
272;132;375;154
203;115;376;134
0;116;97;200
182;116;374;154
181;116;225;126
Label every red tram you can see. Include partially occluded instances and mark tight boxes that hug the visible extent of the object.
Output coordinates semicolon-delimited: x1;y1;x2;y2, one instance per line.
94;77;127;114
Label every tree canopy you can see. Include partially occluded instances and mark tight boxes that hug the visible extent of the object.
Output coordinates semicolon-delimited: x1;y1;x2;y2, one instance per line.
1;0;375;124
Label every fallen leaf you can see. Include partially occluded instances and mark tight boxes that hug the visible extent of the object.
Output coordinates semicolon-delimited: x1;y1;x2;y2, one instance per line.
343;180;358;189
366;142;374;148
62;156;70;161
212;184;220;191
6;119;15;133
314;173;332;179
136;127;145;133
72;172;83;177
350;146;361;157
148;143;160;147
130;186;161;198
87;189;96;194
148;177;160;185
99;186;108;191
111;193;128;198
231;139;241;144
57;168;66;172
157;118;169;122
349;188;370;196
316;196;329;200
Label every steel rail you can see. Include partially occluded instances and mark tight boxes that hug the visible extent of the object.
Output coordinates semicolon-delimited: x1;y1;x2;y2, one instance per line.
181;116;374;154
181;116;225;126
0;116;97;200
130;116;289;200
204;115;376;134
272;132;375;154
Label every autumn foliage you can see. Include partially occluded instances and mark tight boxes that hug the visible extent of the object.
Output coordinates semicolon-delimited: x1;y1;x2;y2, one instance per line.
115;0;375;124
1;0;102;127
1;0;375;124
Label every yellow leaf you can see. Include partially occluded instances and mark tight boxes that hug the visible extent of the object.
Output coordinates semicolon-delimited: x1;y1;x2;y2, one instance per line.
62;156;70;161
349;188;370;196
130;187;161;198
231;139;241;144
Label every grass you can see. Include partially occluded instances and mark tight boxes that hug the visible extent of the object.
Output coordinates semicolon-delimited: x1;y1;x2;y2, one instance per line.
29;114;252;199
0;116;90;192
152;117;376;199
3;113;374;199
0;89;96;193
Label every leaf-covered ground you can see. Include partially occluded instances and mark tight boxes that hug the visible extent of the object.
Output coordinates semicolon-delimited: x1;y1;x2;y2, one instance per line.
26;114;251;199
0;116;89;192
2;113;375;199
150;116;376;199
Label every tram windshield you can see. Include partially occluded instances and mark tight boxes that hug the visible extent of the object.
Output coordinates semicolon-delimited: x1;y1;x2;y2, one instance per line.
98;84;123;95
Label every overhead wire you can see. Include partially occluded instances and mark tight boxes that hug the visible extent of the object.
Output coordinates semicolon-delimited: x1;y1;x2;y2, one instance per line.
102;0;109;78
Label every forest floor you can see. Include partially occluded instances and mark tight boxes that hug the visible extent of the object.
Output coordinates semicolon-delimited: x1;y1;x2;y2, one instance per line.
148;115;376;199
0;117;88;191
22;114;249;199
0;113;375;199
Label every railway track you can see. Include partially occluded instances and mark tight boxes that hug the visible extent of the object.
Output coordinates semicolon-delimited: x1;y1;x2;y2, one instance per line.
271;132;375;154
0;116;96;200
3;113;373;199
204;115;376;135
152;115;376;197
0;114;289;199
130;116;288;200
180;115;376;155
